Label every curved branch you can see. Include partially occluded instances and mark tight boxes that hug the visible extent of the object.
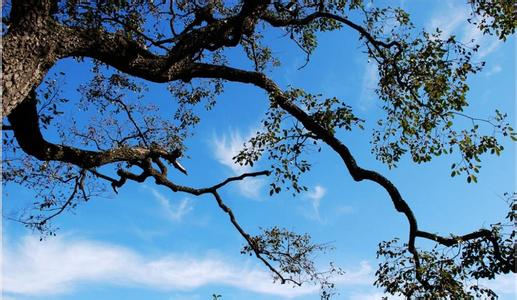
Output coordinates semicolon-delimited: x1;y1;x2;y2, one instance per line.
12;169;87;231
211;190;296;285
7;90;181;169
3;0;268;117
107;162;288;282
260;11;401;53
55;1;269;84
209;170;271;190
183;62;515;283
416;229;514;272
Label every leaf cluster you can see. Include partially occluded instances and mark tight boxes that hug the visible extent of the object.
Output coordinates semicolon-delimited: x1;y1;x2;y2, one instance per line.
242;226;344;300
234;88;361;196
375;194;516;298
361;7;514;181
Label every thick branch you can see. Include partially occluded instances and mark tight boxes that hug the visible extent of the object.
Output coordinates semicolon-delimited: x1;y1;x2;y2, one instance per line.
3;1;268;117
7;90;181;169
183;63;515;283
9;0;56;26
55;1;269;83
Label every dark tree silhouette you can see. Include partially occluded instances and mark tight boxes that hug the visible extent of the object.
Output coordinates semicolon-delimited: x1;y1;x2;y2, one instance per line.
2;0;515;298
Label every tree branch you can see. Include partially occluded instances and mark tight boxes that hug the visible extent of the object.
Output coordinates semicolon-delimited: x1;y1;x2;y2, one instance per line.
9;0;56;25
104;160;287;282
12;169;87;231
7;90;182;170
260;10;401;53
55;1;269;84
416;229;514;272
181;62;515;284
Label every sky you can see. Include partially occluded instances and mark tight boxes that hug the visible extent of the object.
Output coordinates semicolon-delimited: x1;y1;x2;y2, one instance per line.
2;1;516;300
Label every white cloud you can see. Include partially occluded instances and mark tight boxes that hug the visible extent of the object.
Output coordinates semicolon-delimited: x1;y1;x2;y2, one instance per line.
426;1;501;59
336;261;402;299
358;61;378;111
212;129;249;174
336;261;373;286
167;294;203;300
302;186;354;222
6;237;512;299
348;291;403;300
462;20;501;59
307;185;326;201
305;185;327;221
145;186;193;222
212;129;264;198
3;235;318;298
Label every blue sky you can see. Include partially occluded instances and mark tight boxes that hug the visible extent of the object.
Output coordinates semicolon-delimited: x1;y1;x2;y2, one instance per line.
2;1;515;299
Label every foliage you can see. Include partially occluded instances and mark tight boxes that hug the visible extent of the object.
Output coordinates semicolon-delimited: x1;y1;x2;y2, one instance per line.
2;0;516;298
242;227;344;299
468;0;516;41
375;193;516;298
235;88;362;195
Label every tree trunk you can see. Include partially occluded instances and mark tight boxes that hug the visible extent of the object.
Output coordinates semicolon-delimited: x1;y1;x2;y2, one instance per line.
2;1;61;118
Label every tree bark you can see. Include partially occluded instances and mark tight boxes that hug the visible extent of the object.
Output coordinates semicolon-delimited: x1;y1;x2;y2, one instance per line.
2;2;62;117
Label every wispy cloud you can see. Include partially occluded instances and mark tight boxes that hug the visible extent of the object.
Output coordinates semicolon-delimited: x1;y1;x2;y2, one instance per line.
302;185;354;223
479;274;517;296
358;61;379;111
426;1;501;59
212;129;264;198
427;2;466;39
336;261;402;299
305;185;327;221
3;235;317;298
5;236;513;299
485;64;502;77
145;186;193;222
336;261;374;286
348;292;403;300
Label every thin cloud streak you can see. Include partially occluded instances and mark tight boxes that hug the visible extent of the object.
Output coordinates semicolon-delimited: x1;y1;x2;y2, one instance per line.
145;186;193;222
479;274;517;296
358;61;378;111
335;261;374;286
306;185;327;221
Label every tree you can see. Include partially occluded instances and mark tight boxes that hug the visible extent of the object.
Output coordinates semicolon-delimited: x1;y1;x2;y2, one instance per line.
2;0;515;298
